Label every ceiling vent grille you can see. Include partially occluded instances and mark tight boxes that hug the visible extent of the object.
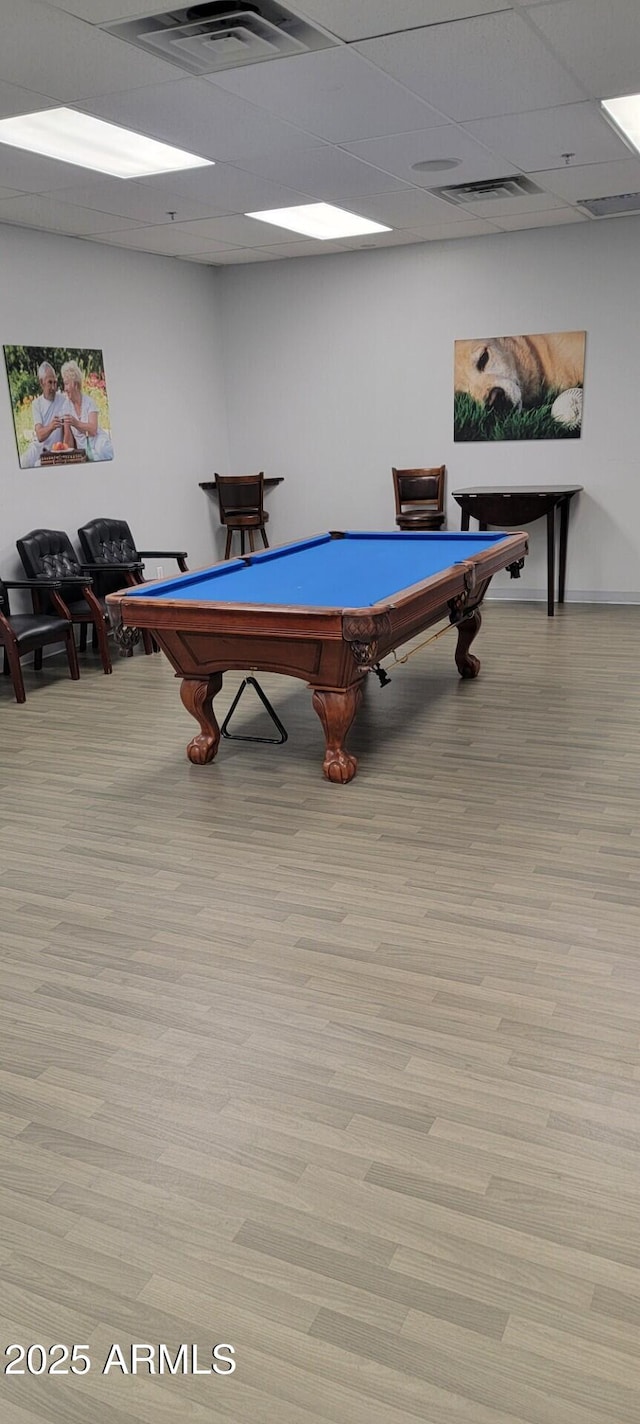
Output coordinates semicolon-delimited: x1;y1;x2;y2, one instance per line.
577;191;640;217
431;175;543;205
103;1;336;75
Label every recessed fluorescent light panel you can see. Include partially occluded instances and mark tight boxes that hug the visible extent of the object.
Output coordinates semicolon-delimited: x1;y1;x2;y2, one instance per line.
601;94;640;155
245;202;391;239
0;107;213;178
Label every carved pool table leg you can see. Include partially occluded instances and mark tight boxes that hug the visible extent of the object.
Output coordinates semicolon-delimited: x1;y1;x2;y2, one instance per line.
312;682;364;784
180;674;224;764
455;607;482;679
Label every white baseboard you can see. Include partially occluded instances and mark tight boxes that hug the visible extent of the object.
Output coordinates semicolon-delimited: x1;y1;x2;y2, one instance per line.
487;588;640;605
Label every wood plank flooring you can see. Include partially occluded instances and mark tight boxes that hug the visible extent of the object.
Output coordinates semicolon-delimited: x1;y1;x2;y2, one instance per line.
1;602;639;1424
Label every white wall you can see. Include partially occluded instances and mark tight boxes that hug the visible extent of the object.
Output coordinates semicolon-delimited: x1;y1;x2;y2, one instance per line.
216;215;640;602
0;223;230;595
2;215;638;604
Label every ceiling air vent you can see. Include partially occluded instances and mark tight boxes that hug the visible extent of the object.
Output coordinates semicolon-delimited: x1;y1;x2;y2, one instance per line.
431;175;543;206
103;1;336;75
577;192;640;217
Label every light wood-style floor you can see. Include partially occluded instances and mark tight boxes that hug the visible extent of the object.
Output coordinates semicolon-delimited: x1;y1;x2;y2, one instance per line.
1;602;640;1424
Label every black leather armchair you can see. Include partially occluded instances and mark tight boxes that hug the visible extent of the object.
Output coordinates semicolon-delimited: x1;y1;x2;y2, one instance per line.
78;518;188;578
16;528;112;675
0;576;79;703
78;518;188;655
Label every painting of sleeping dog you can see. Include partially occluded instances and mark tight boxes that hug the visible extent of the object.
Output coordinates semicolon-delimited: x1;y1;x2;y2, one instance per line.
454;330;586;441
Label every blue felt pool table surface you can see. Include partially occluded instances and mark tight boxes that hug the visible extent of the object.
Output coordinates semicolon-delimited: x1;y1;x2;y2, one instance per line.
129;531;515;610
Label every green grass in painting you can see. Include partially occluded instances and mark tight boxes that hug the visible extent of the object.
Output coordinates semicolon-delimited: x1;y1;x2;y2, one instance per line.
454;389;582;442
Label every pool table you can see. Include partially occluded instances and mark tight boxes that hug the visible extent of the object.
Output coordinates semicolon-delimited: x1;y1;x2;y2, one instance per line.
107;529;528;784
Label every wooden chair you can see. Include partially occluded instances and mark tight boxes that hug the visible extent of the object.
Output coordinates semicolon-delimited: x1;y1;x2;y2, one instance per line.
392;466;446;531
215;473;269;559
0;575;79;703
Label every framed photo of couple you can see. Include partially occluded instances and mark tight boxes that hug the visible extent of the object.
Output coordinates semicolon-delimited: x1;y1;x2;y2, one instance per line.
3;345;114;468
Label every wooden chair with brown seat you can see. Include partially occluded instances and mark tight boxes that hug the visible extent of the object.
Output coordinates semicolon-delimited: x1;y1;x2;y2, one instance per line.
0;575;79;703
392;466;446;532
214;473;269;559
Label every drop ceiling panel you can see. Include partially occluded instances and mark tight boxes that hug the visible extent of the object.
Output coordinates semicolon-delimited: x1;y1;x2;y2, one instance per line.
0;0;180;101
139;163;313;218
531;156;640;202
455;189;567;218
355;10;585;121
343;127;515;188
292;1;512;43
337;229;431;250
340;187;475;227
528;0;640;99
406;218;500;239
82;79;327;163
254;238;350;257
162;213;330;247
0;80;57;121
212;46;446;142
92;224;233;254
37;177;220;224
463;103;630;173
42;1;179;20
0;192;143;234
0;144;105;193
180;247;281;265
492;207;587;230
230;144;411;199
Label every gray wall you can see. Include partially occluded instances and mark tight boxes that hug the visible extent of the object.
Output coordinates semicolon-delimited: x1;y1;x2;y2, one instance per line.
0;223;230;591
1;214;639;603
217;216;640;602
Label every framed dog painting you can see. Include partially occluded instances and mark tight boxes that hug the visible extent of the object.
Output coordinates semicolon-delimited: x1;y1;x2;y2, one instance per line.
454;330;586;441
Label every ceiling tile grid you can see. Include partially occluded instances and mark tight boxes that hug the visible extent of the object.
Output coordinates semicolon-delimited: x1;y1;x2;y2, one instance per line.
0;0;636;262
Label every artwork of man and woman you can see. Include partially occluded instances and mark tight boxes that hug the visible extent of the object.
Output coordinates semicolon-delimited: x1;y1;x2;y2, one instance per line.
4;346;114;467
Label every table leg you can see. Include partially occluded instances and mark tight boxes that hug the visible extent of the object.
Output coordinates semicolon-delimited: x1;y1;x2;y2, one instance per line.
546;508;555;617
455;607;482;679
180;673;224;764
312;683;364;783
460;508;471;531
558;497;569;604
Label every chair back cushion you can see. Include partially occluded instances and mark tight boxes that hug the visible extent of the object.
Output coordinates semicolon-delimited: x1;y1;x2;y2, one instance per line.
399;473;439;502
17;529;83;606
78;518;137;565
392;467;446;517
214;473;265;522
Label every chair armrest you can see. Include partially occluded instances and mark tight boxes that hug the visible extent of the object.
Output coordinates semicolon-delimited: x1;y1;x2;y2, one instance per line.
36;574;94;587
50;572;93;583
136;549;188;559
3;578;64;590
79;561;143;573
